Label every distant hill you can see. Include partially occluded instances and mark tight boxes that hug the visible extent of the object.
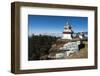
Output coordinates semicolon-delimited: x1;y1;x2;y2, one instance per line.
29;32;88;38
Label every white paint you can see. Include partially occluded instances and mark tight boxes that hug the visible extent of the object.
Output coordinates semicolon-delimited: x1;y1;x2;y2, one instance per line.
79;35;83;39
62;34;72;39
55;53;64;59
65;50;75;57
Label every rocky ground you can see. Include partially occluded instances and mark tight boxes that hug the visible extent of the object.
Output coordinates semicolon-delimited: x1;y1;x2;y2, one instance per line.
66;41;88;59
40;39;88;60
47;39;88;59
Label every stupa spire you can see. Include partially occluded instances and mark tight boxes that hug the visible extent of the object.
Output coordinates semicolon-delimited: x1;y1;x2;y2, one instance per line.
66;21;69;25
62;20;73;40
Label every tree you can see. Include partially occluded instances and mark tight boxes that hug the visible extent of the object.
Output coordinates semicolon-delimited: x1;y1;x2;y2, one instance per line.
28;34;57;60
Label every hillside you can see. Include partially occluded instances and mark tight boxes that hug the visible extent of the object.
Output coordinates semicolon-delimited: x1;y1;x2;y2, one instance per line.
28;35;88;60
48;39;88;59
66;41;88;59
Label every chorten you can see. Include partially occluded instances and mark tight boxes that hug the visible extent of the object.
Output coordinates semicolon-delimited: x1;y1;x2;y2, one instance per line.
62;22;73;39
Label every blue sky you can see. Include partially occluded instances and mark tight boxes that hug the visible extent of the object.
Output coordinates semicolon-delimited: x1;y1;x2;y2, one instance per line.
28;15;88;35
